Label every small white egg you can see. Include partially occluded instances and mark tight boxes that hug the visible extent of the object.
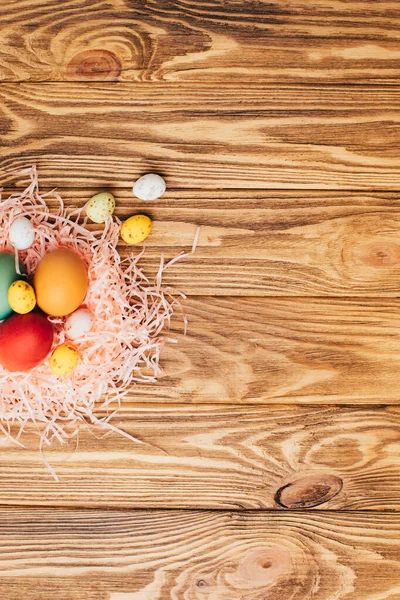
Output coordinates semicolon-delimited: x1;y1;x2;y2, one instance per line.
65;308;93;340
9;217;35;250
133;173;166;201
86;192;115;224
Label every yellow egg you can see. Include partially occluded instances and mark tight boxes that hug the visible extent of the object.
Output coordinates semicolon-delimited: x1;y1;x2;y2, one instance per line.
8;280;36;314
121;215;152;245
49;344;79;376
86;192;115;224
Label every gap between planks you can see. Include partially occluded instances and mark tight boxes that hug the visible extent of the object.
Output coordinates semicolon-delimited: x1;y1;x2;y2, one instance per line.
0;505;394;514
2;82;400;88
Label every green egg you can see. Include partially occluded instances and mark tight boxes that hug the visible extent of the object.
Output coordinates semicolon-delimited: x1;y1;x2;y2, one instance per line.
0;252;25;320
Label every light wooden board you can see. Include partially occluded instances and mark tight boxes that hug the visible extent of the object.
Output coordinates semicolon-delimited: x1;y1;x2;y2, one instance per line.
2;406;399;511
0;509;399;599
126;296;400;404
0;0;399;84
8;189;398;297
1;84;399;190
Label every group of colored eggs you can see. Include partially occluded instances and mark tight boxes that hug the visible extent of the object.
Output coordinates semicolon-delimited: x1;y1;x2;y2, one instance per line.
86;173;166;244
0;173;166;376
0;246;91;375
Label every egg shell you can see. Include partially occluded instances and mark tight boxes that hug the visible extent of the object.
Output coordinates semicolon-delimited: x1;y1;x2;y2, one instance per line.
65;308;93;340
133;174;166;201
120;215;152;245
34;249;89;317
9;217;35;250
0;252;24;320
0;313;54;372
49;344;79;376
86;192;115;224
8;280;36;314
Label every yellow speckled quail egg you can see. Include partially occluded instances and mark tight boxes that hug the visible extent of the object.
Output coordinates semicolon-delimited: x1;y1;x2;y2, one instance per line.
86;192;115;224
65;308;93;340
120;215;152;245
133;174;166;201
8;280;36;314
9;217;35;250
49;343;79;376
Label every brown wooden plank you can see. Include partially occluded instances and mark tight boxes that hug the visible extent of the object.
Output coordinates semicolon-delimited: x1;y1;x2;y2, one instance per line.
11;188;398;297
1;84;399;190
1;0;399;84
0;508;398;599
2;406;399;511
0;293;398;405
128;296;400;404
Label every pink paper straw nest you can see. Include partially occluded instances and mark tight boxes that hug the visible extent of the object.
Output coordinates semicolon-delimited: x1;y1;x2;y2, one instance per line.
0;167;198;478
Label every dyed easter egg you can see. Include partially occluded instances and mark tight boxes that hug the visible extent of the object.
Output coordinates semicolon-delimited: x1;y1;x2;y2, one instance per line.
133;174;166;201
0;313;54;372
65;308;93;340
8;280;36;314
86;192;115;224
49;344;79;376
0;252;22;320
9;217;35;250
34;249;88;317
120;215;152;245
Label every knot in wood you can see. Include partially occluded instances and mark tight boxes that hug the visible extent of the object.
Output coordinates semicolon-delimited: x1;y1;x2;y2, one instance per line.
356;241;400;268
66;50;122;81
196;579;210;590
231;546;293;588
275;474;343;508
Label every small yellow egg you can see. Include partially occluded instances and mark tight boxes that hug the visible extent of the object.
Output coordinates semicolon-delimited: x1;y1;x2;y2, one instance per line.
86;192;115;224
8;280;36;314
121;215;152;245
49;344;79;376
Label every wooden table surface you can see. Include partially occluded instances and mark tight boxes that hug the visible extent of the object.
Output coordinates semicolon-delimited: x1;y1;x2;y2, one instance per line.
1;1;400;598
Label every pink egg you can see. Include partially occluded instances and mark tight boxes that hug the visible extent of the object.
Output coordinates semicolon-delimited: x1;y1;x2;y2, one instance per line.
65;308;93;340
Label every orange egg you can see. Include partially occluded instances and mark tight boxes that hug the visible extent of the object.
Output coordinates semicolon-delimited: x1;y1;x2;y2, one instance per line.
34;249;88;317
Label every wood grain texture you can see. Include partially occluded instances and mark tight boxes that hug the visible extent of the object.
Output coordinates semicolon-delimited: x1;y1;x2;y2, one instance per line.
1;84;399;190
126;296;400;404
0;0;399;84
2;406;399;511
0;509;399;599
1;2;399;597
14;189;399;297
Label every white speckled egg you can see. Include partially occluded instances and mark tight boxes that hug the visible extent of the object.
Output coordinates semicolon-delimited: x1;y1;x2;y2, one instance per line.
65;308;93;340
86;192;115;224
133;173;166;201
9;217;35;250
